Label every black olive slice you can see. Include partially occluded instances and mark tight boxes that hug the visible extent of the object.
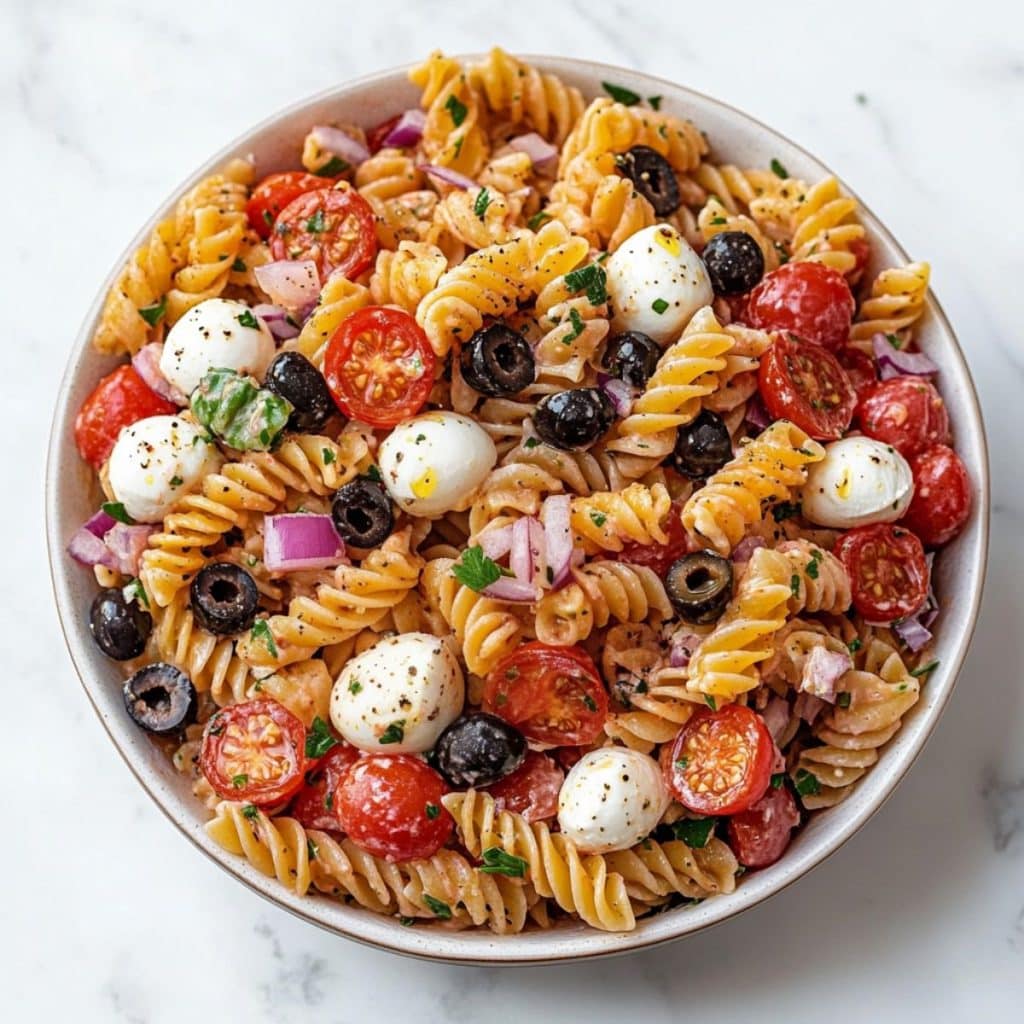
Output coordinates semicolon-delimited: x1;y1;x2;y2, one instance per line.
672;409;734;479
123;663;197;734
331;477;394;548
533;388;616;451
602;331;662;389
701;231;766;296
665;551;734;624
432;713;527;788
616;145;681;216
190;564;259;636
460;323;536;398
265;351;336;433
89;587;151;661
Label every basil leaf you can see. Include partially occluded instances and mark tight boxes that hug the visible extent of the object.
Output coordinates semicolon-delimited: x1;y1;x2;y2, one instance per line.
138;297;167;326
602;81;641;106
422;894;452;919
479;847;528;877
671;817;716;848
101;501;135;525
305;716;339;759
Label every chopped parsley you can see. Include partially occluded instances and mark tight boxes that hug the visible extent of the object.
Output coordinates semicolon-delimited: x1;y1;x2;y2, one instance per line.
425;802;441;820
123;577;150;609
794;768;821;797
479;847;528;877
674;756;689;770
169;475;183;487
348;679;363;695
444;94;468;127
315;155;349;177
250;619;278;658
231;773;249;789
589;510;607;528
671;817;716;848
422;894;452;919
527;210;552;231
474;187;492;219
770;158;789;179
581;693;598;712
451;545;502;592
231;257;247;273
772;501;802;522
242;804;259;820
320;448;336;466
236;309;260;329
305;716;339;758
602;81;641;106
452;135;464;158
307;838;319;860
837;692;852;709
399;916;415;927
651;297;669;315
379;720;406;745
886;333;903;350
847;637;863;653
138;297;167;326
366;464;383;483
305;208;326;234
806;549;823;580
648;95;663;110
770;773;785;790
910;659;939;678
523;437;540;449
709;216;728;226
790;573;802;599
704;694;717;711
564;307;585;343
101;501;135;525
564;262;607;305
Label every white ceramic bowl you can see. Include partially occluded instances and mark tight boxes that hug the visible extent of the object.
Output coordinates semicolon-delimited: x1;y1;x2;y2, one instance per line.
46;56;990;964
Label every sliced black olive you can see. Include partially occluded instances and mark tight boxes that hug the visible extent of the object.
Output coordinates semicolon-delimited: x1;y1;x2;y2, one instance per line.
89;587;151;661
672;409;733;479
264;351;336;432
123;663;197;734
331;477;394;548
433;713;527;788
190;563;259;636
616;145;681;216
460;323;536;398
533;388;616;451
665;551;734;624
701;231;765;296
603;331;662;389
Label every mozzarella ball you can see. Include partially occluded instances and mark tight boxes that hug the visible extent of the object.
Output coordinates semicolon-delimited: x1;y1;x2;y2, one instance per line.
330;633;464;754
557;747;669;854
160;298;275;396
606;223;713;344
107;415;222;522
378;412;497;518
802;436;915;528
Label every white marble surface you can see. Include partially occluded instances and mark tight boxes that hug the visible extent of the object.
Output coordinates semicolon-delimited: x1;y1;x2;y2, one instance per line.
4;0;1023;1018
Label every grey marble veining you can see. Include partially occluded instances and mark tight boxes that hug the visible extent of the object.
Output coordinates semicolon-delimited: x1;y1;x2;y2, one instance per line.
3;0;1023;1020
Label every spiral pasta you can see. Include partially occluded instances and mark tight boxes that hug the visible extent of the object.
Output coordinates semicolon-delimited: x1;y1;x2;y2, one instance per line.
571;481;672;553
849;261;931;345
789;176;867;279
435;185;521;249
369;241;448;313
605;836;740;907
286;274;371;367
776;538;852;615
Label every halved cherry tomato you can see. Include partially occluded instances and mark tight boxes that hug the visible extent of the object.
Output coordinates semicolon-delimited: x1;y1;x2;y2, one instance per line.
323;305;435;427
334;754;452;862
858;376;950;458
836;346;878;405
664;705;773;816
835;523;930;622
246;172;336;240
367;114;402;153
74;364;177;469
759;335;857;440
270;187;377;279
901;444;971;548
848;236;872;282
200;699;308;806
484;750;564;822
483;642;608;747
290;743;360;831
620;502;694;576
744;262;855;350
726;783;800;868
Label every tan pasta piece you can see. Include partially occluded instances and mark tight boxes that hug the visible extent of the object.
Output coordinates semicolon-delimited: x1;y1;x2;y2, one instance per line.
571;481;672;553
286;275;371;368
776;538;852;615
369;242;448;313
789;176;867;281
849;262;931;347
605;836;739;908
355;147;424;203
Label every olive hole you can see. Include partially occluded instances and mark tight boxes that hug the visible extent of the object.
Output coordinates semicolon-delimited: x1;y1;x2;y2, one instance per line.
686;567;712;591
494;343;516;372
141;688;171;711
210;579;238;603
347;507;372;533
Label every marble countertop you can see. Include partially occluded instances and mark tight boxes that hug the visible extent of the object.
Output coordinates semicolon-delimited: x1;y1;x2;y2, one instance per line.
5;0;1023;1019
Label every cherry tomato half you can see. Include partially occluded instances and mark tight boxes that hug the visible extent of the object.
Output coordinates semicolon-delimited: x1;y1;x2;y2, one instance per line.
200;699;308;806
366;114;402;154
289;743;360;832
246;172;336;241
858;376;951;458
664;705;773;816
74;364;178;469
744;262;855;350
620;502;694;576
834;523;930;622
270;187;377;279
726;782;800;868
483;642;608;747
324;305;435;427
759;335;857;440
836;346;878;405
484;750;565;822
901;444;971;548
848;237;872;282
334;754;452;862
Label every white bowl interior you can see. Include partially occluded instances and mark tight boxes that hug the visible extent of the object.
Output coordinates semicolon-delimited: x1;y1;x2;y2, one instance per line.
46;56;989;964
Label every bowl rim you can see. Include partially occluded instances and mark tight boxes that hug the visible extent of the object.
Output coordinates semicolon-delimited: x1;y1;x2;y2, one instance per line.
46;53;990;965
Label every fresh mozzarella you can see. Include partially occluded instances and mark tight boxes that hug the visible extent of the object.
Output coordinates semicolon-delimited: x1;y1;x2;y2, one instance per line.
802;436;914;528
107;415;221;522
330;632;464;754
557;747;669;854
605;223;713;344
160;298;276;396
378;412;497;518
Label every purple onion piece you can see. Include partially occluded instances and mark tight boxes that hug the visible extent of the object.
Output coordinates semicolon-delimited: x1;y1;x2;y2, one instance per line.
381;109;426;148
893;615;933;652
419;164;479;190
507;132;558;170
872;332;939;380
597;372;635;417
310;125;370;167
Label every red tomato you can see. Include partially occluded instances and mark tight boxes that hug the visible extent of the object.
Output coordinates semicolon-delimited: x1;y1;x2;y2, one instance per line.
246;172;335;241
726;783;800;868
758;335;857;440
334;755;452;862
834;523;930;622
74;364;178;469
200;699;308;806
848;237;872;281
324;305;435;427
483;643;608;747
484;751;564;822
270;187;377;279
366;114;401;153
744;262;855;350
858;376;950;458
620;502;693;576
901;444;971;547
289;743;360;831
664;705;773;816
836;346;878;405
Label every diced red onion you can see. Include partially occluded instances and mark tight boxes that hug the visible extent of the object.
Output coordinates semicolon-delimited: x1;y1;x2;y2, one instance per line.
745;393;771;430
67;527;118;570
794;691;826;725
528;517;547;584
668;632;701;668
253;304;301;341
264;514;345;573
255;260;321;311
542;495;573;588
894;615;933;652
481;576;539;602
310;125;369;167
381;109;426;149
872;333;939;380
762;696;791;743
507;132;558;171
510;516;535;583
478;524;514;561
420;164;479;190
731;535;766;562
799;645;853;704
83;509;117;539
597;372;634;417
769;741;786;776
133;343;187;405
104;523;157;575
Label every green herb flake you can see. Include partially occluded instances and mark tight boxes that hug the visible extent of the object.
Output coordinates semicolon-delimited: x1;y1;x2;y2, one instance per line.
772;501;801;523
794;768;821;797
704;694;717;711
122;578;150;609
588;510;608;528
910;659;939;678
236;309;260;329
523;437;540;449
651;297;669;315
710;216;728;226
847;637;863;653
250;619;278;658
305;208;327;234
771;773;785;790
675;756;689;770
379;720;406;745
581;693;598;712
348;679;363;695
262;210;274;228
169;475;183;488
602;81;641;106
790;574;802;599
101;501;135;525
305;716;339;759
422;894;452;919
770;158;789;179
138;297;167;326
479;847;528;877
425;802;441;820
565;307;585;343
315;155;349;177
231;257;247;273
399;916;415;927
366;464;383;483
474;187;492;220
671;817;716;848
837;692;852;709
451;135;464;158
527;210;552;231
307;838;319;860
444;94;468;127
886;333;903;350
231;773;249;789
648;95;663;111
451;545;503;592
241;804;259;820
805;550;822;580
564;262;607;305
320;448;336;466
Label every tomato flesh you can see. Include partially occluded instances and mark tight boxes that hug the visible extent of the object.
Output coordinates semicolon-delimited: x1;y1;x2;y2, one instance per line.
726;783;800;868
335;755;452;862
366;114;402;153
836;346;878;405
200;699;308;806
484;750;565;822
744;262;855;350
834;523;930;622
246;172;337;241
664;705;773;816
901;444;971;547
270;187;377;279
858;376;950;458
483;643;608;747
74;365;178;469
324;305;435;428
759;335;857;440
290;743;360;831
620;502;694;575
